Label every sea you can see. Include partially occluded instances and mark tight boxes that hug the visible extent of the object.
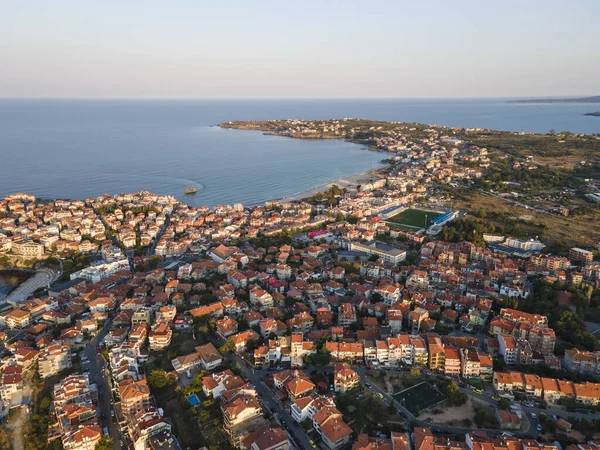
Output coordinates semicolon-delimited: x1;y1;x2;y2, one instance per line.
0;98;598;208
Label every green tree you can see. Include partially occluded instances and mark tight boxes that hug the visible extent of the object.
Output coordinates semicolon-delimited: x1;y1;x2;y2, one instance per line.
148;369;175;391
497;399;510;410
444;381;468;406
95;437;113;450
199;410;211;422
220;338;235;355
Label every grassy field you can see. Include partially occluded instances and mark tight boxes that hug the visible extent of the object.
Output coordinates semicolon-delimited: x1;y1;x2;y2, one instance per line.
387;209;441;228
393;381;448;414
450;192;600;248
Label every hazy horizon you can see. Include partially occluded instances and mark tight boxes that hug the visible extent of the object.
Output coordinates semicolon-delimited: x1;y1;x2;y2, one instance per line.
1;95;599;101
2;0;599;99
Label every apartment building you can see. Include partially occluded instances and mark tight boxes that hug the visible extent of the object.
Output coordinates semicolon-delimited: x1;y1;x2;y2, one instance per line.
119;377;152;416
333;363;359;394
443;347;461;376
459;348;480;378
498;335;518;365
148;322;172;350
38;342;72;379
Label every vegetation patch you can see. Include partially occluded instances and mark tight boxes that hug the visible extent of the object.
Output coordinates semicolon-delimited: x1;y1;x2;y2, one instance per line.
387;209;441;229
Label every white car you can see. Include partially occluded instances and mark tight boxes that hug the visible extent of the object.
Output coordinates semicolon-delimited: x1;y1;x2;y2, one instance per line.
530;412;537;419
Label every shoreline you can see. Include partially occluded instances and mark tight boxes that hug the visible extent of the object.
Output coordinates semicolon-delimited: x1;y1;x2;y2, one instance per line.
271;167;387;204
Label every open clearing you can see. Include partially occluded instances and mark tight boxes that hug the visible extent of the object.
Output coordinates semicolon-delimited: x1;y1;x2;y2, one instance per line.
450;192;600;248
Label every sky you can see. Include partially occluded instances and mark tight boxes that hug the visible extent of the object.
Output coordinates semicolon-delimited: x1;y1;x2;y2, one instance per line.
1;0;599;99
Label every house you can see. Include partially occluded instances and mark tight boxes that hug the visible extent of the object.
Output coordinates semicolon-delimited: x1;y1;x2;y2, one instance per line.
459;348;480;379
564;348;600;376
129;408;171;450
0;366;23;408
498;335;518;365
148;322;172;350
408;309;429;333
195;343;223;370
4;308;31;330
312;405;353;450
172;343;223;373
443;347;461;376
118;377;152;416
38;342;72;378
479;354;493;381
131;307;152;325
202;369;245;398
171;353;202;374
528;327;556;354
497;409;520;430
334;363;359;393
290;394;335;424
241;427;290;450
216;317;239;340
259;318;286;338
61;425;102;450
231;330;260;353
14;347;41;370
273;369;315;400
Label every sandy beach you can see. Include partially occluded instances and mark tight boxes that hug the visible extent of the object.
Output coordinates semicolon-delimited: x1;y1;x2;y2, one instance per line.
276;168;386;203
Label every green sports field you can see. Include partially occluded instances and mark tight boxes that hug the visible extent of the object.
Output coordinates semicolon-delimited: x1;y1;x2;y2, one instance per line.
387;209;441;229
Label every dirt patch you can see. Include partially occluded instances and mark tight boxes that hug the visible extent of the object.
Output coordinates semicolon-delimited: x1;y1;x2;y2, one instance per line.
7;407;26;450
420;397;487;427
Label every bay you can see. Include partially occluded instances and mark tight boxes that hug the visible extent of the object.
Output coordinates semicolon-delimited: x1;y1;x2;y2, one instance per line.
0;98;597;207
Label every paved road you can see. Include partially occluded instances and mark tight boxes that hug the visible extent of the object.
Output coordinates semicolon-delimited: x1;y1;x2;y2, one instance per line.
85;320;122;450
148;205;176;256
227;354;310;450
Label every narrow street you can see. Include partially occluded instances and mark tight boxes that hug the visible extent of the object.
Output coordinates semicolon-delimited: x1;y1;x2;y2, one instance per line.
227;353;312;450
85;320;123;450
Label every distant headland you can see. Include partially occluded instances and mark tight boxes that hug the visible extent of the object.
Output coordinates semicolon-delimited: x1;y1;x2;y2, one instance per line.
584;111;600;117
507;96;600;104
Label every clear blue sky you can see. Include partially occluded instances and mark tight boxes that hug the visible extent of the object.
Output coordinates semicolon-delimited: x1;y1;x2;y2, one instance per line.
1;0;598;98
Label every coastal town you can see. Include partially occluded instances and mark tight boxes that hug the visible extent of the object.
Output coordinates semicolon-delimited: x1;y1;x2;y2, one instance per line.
0;119;599;450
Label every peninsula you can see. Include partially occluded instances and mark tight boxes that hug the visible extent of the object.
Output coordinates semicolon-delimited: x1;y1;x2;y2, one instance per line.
507;95;600;104
221;118;600;248
584;111;600;117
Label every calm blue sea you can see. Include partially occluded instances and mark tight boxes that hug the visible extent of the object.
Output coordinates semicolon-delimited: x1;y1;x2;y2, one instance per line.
0;99;598;207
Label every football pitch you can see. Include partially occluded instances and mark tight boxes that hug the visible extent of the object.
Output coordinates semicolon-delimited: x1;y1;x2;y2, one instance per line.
387;209;442;229
393;381;448;414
